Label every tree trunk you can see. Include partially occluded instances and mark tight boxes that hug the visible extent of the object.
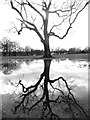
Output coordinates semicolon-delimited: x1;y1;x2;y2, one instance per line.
42;9;52;58
43;40;52;58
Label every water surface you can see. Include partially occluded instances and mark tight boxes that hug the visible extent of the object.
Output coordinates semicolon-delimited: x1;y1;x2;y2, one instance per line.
0;57;89;118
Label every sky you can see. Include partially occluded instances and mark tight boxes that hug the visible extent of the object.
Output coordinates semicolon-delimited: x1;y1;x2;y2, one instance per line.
0;1;88;50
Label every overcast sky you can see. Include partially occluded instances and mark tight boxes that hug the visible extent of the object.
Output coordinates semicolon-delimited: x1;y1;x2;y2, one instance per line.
0;1;88;50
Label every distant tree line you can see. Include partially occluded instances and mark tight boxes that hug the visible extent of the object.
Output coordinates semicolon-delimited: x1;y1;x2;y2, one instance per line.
0;37;90;56
0;37;43;56
52;47;90;55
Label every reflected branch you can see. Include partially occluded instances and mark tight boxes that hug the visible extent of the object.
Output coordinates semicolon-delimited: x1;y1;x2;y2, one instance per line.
49;76;88;118
13;60;89;119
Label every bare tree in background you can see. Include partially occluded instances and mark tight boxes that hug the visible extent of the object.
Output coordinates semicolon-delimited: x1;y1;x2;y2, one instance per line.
10;0;89;58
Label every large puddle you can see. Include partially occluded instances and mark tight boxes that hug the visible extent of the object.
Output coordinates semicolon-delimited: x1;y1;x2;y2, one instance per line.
0;58;89;118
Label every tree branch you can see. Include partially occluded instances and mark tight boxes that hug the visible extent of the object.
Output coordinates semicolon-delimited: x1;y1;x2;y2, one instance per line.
49;25;72;40
49;0;89;40
10;0;23;19
10;0;44;43
70;0;90;25
26;0;44;21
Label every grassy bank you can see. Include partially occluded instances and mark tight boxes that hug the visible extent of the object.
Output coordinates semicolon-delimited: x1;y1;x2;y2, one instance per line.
0;53;89;60
53;53;89;60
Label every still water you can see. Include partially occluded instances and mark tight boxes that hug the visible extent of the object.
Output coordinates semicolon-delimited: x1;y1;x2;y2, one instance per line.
0;57;89;118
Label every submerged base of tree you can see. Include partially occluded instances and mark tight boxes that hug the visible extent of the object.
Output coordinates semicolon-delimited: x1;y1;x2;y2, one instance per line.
43;55;53;59
43;53;53;58
11;60;89;119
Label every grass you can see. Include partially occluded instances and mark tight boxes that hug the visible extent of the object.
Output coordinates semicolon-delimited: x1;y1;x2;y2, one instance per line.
0;53;89;60
53;53;88;60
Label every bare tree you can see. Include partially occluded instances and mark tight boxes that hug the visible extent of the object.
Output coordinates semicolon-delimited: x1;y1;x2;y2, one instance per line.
25;45;31;55
10;0;90;58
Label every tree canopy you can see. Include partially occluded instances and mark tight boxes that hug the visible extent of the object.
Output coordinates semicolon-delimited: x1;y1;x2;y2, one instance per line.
5;0;90;57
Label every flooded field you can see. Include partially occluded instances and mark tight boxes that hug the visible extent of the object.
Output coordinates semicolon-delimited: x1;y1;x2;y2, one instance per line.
0;56;89;118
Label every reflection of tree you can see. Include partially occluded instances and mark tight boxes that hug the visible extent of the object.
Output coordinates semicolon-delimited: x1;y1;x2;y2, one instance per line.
1;59;34;75
13;60;88;119
2;60;20;75
24;59;34;65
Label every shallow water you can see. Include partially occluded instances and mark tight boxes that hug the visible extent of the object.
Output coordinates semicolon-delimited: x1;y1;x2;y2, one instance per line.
0;57;89;118
0;58;89;95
